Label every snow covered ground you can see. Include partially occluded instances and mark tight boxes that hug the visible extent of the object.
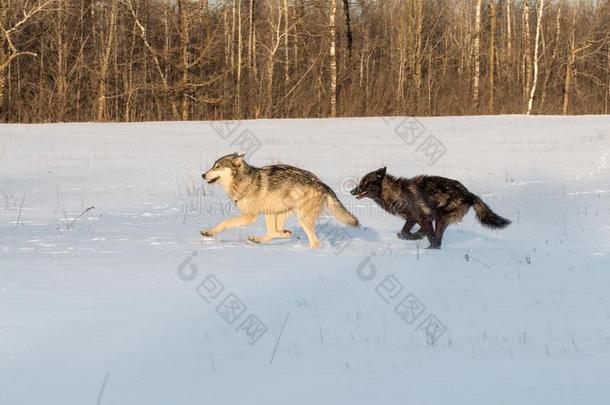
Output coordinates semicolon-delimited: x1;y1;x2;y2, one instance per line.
1;115;609;404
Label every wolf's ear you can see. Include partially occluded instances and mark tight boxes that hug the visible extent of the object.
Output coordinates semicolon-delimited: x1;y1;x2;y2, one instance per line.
233;153;245;166
376;167;386;178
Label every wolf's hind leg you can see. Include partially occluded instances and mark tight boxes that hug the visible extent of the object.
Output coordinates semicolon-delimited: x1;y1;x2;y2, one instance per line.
419;219;440;249
432;216;449;248
248;214;292;243
296;200;321;249
430;206;466;248
298;216;320;249
273;212;292;237
201;214;257;237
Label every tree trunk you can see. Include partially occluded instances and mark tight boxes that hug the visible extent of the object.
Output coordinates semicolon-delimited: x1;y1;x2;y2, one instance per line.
506;0;512;59
54;0;69;121
562;11;575;115
342;0;353;58
236;0;242;117
607;43;610;114
96;0;119;122
523;0;531;103
178;0;190;120
329;0;337;117
0;69;5;117
488;0;496;113
540;4;561;111
230;0;236;73
526;0;543;114
125;19;137;122
0;0;7;107
472;0;482;109
248;0;254;73
283;0;289;94
413;0;423;109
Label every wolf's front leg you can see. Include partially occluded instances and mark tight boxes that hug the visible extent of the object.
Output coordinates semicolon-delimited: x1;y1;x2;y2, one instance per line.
397;220;426;240
200;214;257;237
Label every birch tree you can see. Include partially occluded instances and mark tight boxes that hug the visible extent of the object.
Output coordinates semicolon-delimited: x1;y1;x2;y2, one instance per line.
472;0;482;109
522;0;532;101
527;0;544;114
329;0;337;117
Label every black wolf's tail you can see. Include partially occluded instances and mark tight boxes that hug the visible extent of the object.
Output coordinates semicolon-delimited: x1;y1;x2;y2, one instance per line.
470;194;511;229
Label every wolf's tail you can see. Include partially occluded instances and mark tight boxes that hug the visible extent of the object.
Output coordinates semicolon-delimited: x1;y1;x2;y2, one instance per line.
470;194;511;229
326;192;359;227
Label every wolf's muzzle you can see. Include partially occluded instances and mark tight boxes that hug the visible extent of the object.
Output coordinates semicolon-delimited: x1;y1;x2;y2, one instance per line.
350;187;367;200
202;173;219;184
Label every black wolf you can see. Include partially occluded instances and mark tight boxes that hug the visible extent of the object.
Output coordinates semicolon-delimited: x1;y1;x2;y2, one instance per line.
350;167;510;249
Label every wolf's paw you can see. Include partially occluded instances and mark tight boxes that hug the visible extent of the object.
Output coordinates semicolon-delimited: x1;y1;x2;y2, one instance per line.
308;240;320;249
397;232;423;240
280;230;293;238
248;236;261;244
200;229;215;237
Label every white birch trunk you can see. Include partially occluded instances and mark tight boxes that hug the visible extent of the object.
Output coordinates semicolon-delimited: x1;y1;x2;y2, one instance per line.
472;0;482;108
527;0;544;115
329;0;337;117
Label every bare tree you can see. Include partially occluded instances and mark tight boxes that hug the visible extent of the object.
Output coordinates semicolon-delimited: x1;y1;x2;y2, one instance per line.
522;0;532;102
0;0;51;110
248;0;255;73
506;0;512;58
607;42;610;114
473;0;482;109
329;0;337;117
178;0;191;120
123;0;179;120
489;0;497;113
283;0;289;92
539;3;562;110
527;0;544;114
235;0;242;116
562;9;576;115
261;0;283;116
96;0;120;121
342;0;353;58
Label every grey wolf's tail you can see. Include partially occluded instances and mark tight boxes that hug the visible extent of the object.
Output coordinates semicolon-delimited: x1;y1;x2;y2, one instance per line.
326;192;359;227
471;194;511;229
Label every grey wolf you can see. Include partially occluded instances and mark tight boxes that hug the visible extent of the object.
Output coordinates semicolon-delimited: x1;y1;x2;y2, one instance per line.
350;167;510;249
201;153;359;248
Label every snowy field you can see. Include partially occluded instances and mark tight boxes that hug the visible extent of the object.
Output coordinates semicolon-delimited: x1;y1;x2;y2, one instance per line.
1;115;609;404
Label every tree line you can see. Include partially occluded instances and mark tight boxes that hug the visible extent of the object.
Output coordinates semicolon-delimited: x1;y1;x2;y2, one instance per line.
1;0;609;123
